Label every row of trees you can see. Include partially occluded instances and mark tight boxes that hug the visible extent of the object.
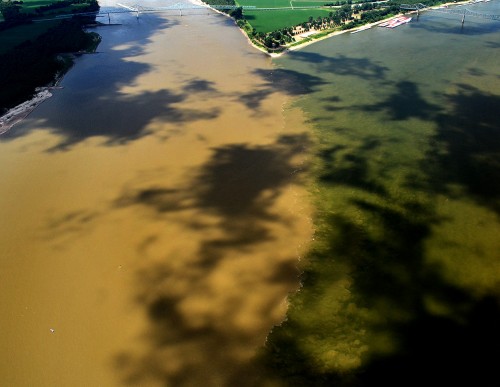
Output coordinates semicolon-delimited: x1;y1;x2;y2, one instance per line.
252;5;356;49
239;1;402;50
342;2;400;29
204;0;418;50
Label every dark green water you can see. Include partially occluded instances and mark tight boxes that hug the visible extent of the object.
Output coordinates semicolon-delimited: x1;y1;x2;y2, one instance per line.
263;3;500;386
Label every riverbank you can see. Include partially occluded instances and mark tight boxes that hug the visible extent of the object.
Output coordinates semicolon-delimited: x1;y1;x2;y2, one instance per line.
0;61;70;135
243;0;478;57
0;54;99;136
0;13;101;135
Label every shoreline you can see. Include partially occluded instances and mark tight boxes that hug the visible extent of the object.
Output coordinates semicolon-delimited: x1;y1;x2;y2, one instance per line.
0;54;88;135
0;88;58;135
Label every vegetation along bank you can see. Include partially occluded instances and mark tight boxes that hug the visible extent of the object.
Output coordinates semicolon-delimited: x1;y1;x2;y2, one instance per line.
203;0;456;54
0;0;101;114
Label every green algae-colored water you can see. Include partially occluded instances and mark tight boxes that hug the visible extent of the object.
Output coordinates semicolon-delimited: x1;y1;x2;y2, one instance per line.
264;3;500;385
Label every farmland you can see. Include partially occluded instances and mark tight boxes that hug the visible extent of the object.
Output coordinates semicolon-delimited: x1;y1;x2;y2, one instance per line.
243;8;332;32
237;0;329;7
238;0;335;32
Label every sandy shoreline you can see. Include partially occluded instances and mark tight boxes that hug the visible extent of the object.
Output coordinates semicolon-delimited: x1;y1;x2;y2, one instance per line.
0;88;56;135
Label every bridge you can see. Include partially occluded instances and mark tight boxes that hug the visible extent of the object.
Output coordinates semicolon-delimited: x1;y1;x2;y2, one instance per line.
34;1;334;21
400;2;428;12
33;1;500;24
33;2;258;21
115;2;340;13
32;0;363;22
117;2;255;12
400;3;500;22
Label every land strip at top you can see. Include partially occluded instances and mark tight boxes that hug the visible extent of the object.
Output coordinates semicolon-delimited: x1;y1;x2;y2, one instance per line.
202;0;482;55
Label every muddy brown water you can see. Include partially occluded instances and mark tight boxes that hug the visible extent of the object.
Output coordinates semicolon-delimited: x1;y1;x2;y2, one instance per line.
0;4;312;386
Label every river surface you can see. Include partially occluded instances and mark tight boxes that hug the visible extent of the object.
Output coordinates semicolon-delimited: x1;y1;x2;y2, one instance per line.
0;1;312;386
1;0;499;386
265;1;500;385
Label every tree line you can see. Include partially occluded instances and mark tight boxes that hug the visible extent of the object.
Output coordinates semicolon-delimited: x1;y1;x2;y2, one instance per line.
203;0;408;52
204;0;451;52
255;2;401;50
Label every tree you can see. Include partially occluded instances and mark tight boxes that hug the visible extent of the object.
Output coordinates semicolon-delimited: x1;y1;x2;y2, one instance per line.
264;35;274;48
229;6;242;19
1;0;21;20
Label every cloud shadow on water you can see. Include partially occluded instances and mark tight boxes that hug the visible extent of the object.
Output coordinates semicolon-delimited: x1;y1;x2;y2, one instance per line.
112;133;311;386
238;69;326;110
253;81;500;386
258;156;500;387
317;136;388;195
0;14;224;151
485;40;500;49
357;80;441;121
423;84;500;215
1;78;221;151
290;51;389;81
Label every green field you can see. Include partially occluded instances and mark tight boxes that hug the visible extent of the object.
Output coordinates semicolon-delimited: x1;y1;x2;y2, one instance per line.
237;0;334;32
292;1;333;6
244;9;332;32
19;0;90;14
238;0;330;6
238;0;295;7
